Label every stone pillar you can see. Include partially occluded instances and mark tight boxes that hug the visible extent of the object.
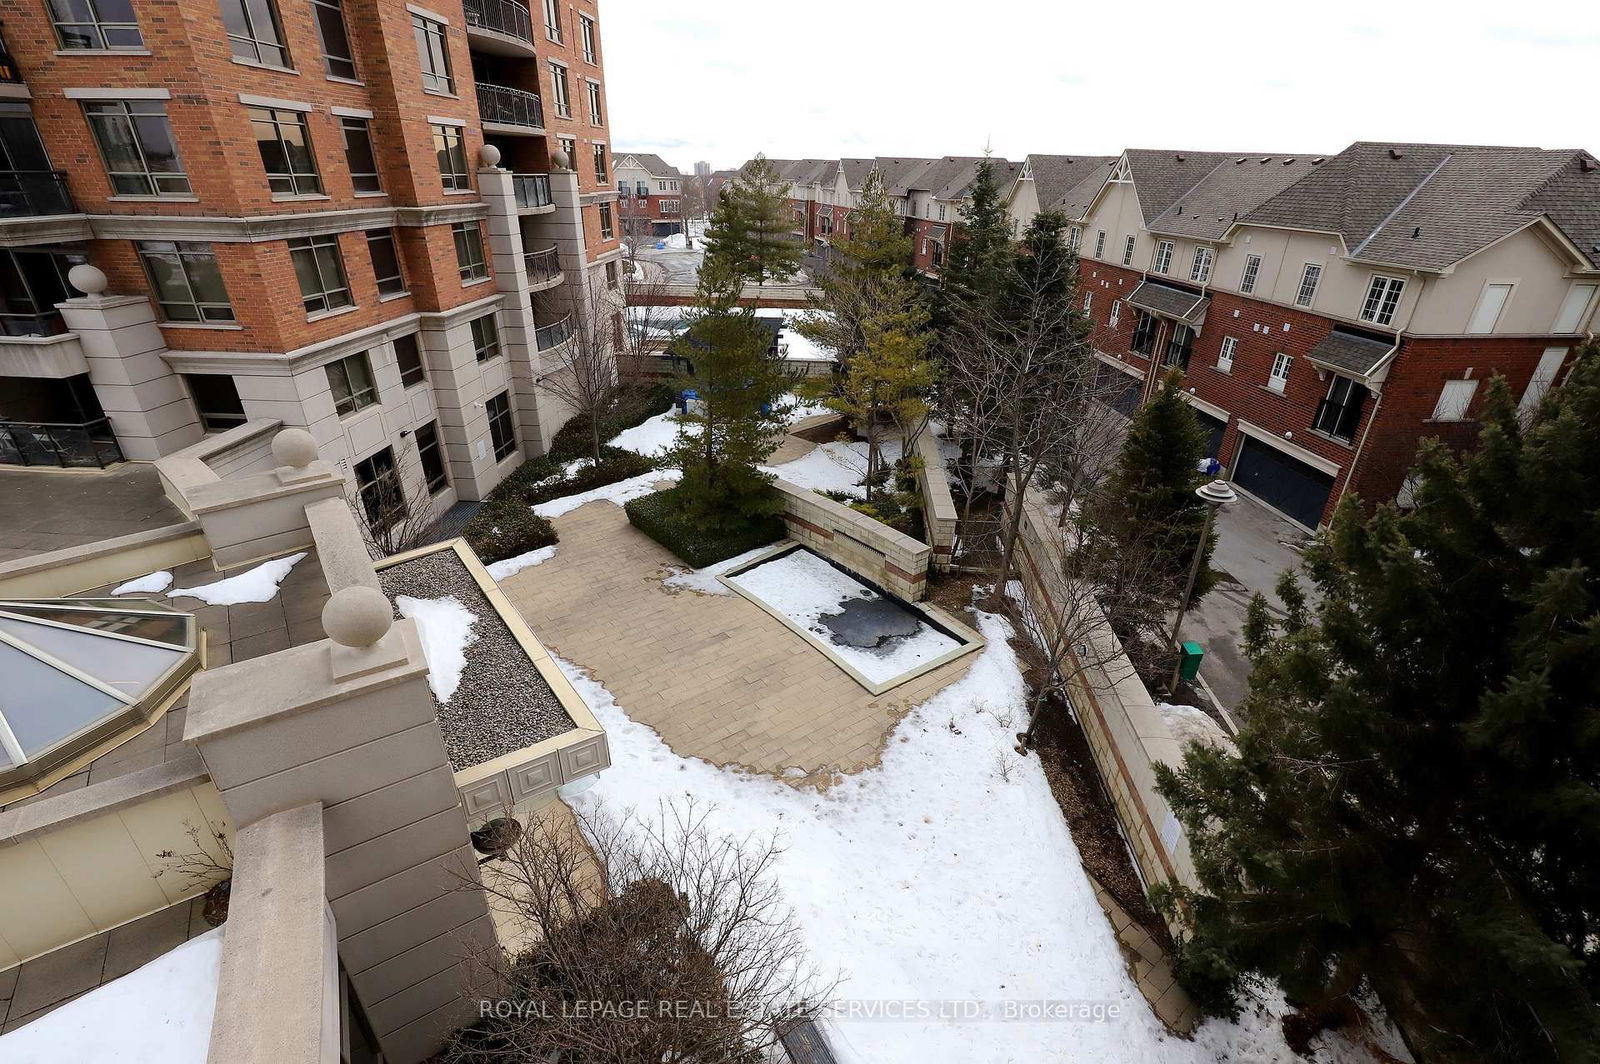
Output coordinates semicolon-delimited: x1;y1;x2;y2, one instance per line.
186;586;493;1064
55;265;203;460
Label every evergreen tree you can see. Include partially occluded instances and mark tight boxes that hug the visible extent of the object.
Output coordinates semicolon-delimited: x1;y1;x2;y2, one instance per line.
702;154;803;292
1155;346;1600;1063
937;156;1014;310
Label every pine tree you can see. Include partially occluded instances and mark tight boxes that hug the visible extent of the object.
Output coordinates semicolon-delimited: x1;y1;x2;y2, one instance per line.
1155;346;1600;1063
702;154;802;292
938;156;1014;309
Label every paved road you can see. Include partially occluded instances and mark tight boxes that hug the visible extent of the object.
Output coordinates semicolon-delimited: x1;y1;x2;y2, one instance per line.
632;245;706;284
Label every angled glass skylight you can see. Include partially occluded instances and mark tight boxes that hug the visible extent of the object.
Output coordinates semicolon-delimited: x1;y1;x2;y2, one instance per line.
0;598;199;792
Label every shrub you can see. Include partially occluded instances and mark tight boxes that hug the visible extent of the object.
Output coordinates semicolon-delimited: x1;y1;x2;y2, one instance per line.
549;384;675;464
522;447;655;506
463;497;558;564
624;487;784;569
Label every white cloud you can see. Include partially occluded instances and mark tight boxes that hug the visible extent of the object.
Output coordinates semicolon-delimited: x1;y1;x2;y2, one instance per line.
602;0;1597;171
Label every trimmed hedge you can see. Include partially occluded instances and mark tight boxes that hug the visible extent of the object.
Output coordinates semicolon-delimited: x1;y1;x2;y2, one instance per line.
522;447;654;507
623;487;784;569
463;497;558;565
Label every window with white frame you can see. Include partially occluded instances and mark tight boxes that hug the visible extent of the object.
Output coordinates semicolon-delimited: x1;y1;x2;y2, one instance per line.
1294;263;1322;307
1360;274;1406;326
1067;226;1082;252
936;204;946;221
1109;300;1120;328
586;80;603;124
411;12;452;94
1122;235;1136;266
1314;376;1369;441
660;199;680;215
1431;379;1479;421
1239;253;1261;293
580;14;596;62
548;62;571;118
1467;282;1514;334
1094;230;1106;258
432;123;469;191
1553;283;1598;333
1218;335;1237;371
1190;246;1214;283
1083;291;1092;314
1152;240;1174;274
1267;351;1292;393
541;0;561;42
1518;347;1568;421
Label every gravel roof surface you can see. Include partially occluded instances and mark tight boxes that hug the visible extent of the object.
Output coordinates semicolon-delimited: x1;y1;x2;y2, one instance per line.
379;550;574;767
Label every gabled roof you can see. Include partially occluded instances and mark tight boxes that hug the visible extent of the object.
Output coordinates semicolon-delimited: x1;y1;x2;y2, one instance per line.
1121;150;1242;222
1021;154;1118;214
788;158;838;187
840;158;876;191
617;153;682;178
873;157;940;196
1304;328;1397;379
1146;154;1327;241
1054;159;1119;221
907;156;1017;202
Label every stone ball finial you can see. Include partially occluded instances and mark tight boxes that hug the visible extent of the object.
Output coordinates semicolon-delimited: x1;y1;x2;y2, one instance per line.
271;427;319;469
550;148;571;171
323;586;393;648
68;264;108;296
478;143;501;168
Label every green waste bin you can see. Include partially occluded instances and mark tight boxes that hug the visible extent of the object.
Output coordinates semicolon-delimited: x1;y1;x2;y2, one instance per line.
1178;641;1204;682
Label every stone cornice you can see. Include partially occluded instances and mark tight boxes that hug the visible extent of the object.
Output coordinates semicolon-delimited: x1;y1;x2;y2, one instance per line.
4;201;493;246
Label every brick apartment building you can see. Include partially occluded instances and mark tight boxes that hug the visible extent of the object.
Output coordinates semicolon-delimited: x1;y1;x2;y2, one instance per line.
0;0;623;522
613;151;683;241
1034;143;1600;529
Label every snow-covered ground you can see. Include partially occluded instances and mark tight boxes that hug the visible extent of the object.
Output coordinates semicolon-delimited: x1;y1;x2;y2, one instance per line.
531;469;682;519
1159;702;1237;755
0;927;224;1063
760;438;902;498
113;569;173;595
558;617;1401;1064
486;545;558;582
727;549;958;685
659;544;777;596
397;594;478;702
755;308;837;364
167;553;306;605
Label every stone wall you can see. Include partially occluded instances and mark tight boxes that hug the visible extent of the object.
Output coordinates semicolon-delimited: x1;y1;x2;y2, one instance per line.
773;478;930;601
914;430;957;571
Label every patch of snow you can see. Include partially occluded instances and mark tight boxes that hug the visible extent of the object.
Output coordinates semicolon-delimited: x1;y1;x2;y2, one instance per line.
0;926;224;1063
1158;703;1237;755
727;549;958;685
112;570;173;595
779;392;833;425
556;621;1402;1064
167;553;306;606
531;469;681;519
397;594;478;703
660;545;778;596
663;232;691;249
608;409;689;458
486;545;558;582
765;438;904;498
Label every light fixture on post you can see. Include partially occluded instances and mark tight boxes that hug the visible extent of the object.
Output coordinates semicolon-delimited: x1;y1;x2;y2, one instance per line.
1168;479;1237;695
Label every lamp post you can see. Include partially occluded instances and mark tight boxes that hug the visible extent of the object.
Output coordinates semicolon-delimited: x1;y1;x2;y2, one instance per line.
1168;478;1237;694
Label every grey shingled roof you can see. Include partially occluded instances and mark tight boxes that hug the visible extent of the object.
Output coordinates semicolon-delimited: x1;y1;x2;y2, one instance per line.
874;157;940;196
1304;329;1396;379
1147;154;1328;241
1126;280;1209;322
907;156;1017;202
1054;159;1119;220
1023;155;1118;214
840;158;876;191
619;153;682;178
1122;150;1242;222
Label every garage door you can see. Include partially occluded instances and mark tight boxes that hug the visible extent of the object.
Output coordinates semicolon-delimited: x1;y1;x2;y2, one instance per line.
1233;436;1335;530
1190;409;1226;458
1095;362;1143;417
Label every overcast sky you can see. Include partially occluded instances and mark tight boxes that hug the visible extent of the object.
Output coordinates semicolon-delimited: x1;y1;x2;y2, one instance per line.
600;0;1595;173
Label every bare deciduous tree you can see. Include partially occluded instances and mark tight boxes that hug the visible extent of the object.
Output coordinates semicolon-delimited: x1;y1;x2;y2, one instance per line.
534;280;656;465
350;445;443;558
444;799;836;1064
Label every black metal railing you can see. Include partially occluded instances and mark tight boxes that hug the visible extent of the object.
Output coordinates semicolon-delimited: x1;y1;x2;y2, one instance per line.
476;82;543;129
0;170;74;217
524;245;560;284
512;172;552;209
535;315;573;351
0;419;122;468
462;0;534;44
0;311;67;337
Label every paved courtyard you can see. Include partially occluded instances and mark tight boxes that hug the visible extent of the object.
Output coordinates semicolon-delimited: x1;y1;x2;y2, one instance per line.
0;464;184;564
498;496;973;784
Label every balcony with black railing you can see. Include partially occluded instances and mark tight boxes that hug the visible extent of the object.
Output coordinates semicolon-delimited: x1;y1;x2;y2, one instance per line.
476;83;544;132
535;315;574;352
0;170;75;218
0;418;123;468
524;245;561;289
512;172;553;211
462;0;537;54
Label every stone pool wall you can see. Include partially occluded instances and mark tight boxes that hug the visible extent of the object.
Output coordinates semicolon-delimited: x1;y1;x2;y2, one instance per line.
773;478;930;601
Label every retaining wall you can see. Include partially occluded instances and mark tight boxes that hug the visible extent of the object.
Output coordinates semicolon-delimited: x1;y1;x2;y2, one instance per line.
914;430;957;571
773;478;930;601
0;521;208;597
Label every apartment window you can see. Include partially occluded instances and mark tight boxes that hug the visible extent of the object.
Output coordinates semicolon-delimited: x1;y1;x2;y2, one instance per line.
1094;230;1106;258
288;235;352;314
1067;226;1083;253
220;0;290;67
660;199;680;215
599;202;614;240
1190;246;1214;284
592;142;607;183
395;332;425;387
1240;253;1261;294
311;0;355;79
1121;235;1136;266
83;100;190;196
326;352;377;416
605;260;618;287
559;135;576;163
548;63;571;118
486;390;516;460
354;447;403;530
432;123;469;191
185;374;246;432
1554;284;1598;333
1109;300;1121;328
1267;352;1292;393
541;0;562;42
1294;263;1322;307
1130;311;1158;356
580;14;597;62
1467;282;1514;334
586;80;603;125
937;204;946;222
340;116;381;193
470;313;500;362
1360;275;1406;326
1083;291;1093;315
415;421;448;493
1313;376;1368;441
1164;323;1195;370
249;106;322;196
48;0;142;50
412;13;453;94
365;229;405;297
1217;335;1237;372
138;241;234;322
452;222;487;282
1518;347;1568;421
1152;240;1174;275
1432;379;1479;421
